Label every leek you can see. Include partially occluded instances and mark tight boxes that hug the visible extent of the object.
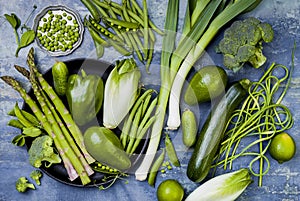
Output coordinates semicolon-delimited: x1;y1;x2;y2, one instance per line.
185;168;252;201
167;0;260;130
103;58;141;129
135;0;179;181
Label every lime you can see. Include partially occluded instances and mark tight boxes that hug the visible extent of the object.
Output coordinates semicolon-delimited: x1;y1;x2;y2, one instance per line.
269;132;296;164
184;65;228;105
157;179;184;201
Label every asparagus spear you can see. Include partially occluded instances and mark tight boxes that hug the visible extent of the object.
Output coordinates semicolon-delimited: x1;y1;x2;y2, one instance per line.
0;75;79;181
15;65;94;177
27;48;95;164
29;74;91;185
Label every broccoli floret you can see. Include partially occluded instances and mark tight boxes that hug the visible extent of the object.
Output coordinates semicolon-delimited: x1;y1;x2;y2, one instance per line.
28;135;61;168
16;177;35;193
217;17;274;72
30;170;43;185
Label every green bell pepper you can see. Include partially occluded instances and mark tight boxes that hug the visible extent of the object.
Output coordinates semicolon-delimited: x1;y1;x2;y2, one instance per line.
66;69;104;126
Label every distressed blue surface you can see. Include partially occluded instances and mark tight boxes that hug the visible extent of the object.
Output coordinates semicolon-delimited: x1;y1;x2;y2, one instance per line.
0;0;300;201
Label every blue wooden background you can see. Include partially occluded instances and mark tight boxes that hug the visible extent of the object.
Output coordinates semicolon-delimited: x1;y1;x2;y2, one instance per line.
0;0;299;200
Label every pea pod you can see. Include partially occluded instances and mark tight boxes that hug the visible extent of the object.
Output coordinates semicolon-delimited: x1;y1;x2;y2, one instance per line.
165;133;180;167
148;149;165;187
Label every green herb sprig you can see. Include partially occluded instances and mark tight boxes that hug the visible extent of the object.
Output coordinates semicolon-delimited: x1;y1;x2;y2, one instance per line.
4;5;36;57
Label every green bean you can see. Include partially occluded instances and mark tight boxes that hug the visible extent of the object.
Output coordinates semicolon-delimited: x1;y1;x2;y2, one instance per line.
130;115;156;155
140;96;157;132
130;0;164;35
145;39;154;73
148;149;165;187
120;89;154;147
105;17;140;29
165;133;180;167
142;0;149;57
122;5;144;62
80;0;101;22
126;102;143;153
141;92;152;116
91;0;110;10
108;39;131;56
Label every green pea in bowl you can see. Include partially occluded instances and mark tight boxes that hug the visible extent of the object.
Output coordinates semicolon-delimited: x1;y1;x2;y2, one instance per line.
33;5;84;56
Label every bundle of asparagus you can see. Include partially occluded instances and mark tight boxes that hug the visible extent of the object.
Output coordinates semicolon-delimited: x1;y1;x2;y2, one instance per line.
1;48;94;185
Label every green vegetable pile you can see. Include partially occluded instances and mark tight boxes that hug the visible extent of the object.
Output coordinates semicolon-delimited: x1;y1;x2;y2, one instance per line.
36;9;81;52
81;0;163;71
1;0;297;200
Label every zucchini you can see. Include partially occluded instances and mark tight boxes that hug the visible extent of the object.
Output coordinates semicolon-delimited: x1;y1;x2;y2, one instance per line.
187;79;250;183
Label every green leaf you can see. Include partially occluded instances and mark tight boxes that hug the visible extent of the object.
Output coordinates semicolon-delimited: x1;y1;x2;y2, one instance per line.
15;29;35;57
19;30;35;48
22;127;42;138
12;135;26;146
4;13;21;29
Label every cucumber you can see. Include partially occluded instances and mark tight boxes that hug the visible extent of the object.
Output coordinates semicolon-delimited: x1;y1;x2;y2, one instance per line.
187;79;250;183
52;61;69;96
182;109;197;147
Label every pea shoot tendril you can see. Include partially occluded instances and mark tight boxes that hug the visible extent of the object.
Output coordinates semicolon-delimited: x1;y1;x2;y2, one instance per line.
214;60;295;186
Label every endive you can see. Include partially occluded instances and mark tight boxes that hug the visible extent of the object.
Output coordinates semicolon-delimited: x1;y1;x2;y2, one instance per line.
103;58;141;129
185;168;252;201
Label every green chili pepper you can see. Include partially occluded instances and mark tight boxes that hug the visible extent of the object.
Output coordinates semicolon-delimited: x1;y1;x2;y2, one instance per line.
66;69;104;126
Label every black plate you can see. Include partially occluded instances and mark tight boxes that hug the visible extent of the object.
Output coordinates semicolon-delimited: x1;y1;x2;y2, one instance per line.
24;58;150;187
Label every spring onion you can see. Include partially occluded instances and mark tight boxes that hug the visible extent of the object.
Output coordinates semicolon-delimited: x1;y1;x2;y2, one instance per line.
167;0;260;129
185;168;252;201
103;58;141;129
135;0;179;181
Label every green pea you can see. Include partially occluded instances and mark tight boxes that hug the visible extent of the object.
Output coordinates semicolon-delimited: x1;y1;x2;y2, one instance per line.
63;12;67;17
47;10;52;15
67;16;72;20
42;18;47;22
46;46;51;51
50;47;55;51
